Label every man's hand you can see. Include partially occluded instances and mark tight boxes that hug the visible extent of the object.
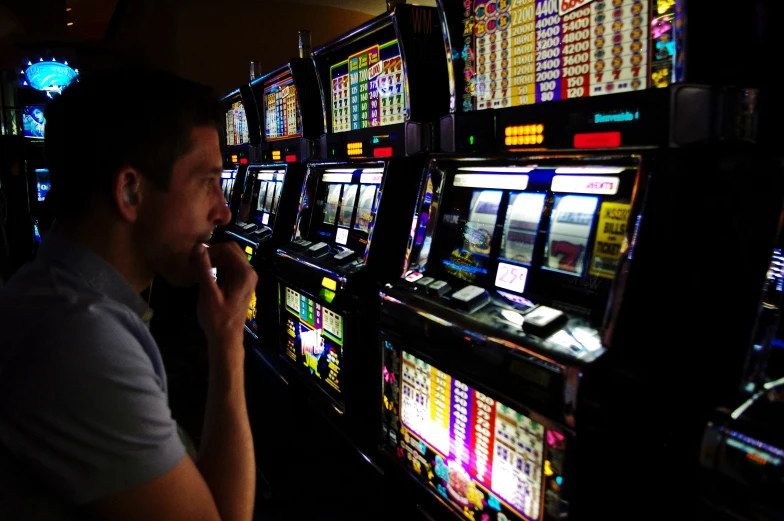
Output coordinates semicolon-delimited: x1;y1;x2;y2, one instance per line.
192;242;257;352
190;241;257;521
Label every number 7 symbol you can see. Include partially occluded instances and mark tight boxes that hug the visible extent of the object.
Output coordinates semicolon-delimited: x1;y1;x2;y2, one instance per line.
551;241;583;271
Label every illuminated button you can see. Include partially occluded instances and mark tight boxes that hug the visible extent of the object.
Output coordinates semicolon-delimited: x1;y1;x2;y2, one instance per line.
322;288;336;303
426;280;452;297
244;246;253;255
451;285;490;313
405;271;424;283
253;228;271;239
308;242;330;257
321;277;337;291
333;249;356;263
416;276;435;289
291;239;313;250
272;150;281;160
522;305;567;335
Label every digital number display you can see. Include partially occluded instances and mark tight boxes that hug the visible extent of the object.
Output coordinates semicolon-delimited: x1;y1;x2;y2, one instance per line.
336;227;349;245
330;40;406;133
225;100;249;145
495;262;529;293
264;75;302;141
463;0;658;111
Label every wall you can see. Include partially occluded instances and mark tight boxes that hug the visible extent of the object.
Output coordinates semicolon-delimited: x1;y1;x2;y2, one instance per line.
111;0;375;95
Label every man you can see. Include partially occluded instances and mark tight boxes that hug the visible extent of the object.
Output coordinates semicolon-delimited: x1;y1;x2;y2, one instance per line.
0;68;257;521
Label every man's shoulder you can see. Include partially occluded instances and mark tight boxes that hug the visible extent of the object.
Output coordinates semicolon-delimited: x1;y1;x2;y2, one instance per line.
0;266;156;389
0;260;146;336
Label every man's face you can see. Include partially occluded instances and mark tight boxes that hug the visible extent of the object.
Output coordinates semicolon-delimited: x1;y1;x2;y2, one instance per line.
136;126;230;286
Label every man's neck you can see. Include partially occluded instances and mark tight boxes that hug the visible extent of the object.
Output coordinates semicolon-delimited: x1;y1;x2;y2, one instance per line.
54;220;153;293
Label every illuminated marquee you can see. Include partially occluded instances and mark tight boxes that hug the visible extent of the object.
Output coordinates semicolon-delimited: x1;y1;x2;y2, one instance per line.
20;59;79;97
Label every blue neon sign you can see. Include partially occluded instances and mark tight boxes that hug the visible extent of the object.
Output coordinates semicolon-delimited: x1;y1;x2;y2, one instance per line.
21;59;78;95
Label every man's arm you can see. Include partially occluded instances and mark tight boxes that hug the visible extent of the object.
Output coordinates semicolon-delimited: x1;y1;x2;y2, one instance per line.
197;337;255;521
192;242;257;520
87;343;254;521
87;457;220;521
89;242;258;521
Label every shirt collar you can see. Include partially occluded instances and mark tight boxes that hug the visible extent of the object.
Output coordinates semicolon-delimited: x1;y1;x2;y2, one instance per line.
37;231;154;322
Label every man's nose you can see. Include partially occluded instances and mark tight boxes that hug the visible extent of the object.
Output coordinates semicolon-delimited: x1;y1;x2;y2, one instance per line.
213;199;232;227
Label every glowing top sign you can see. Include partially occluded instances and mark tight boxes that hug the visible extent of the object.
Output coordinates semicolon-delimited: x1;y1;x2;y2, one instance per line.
22;60;78;94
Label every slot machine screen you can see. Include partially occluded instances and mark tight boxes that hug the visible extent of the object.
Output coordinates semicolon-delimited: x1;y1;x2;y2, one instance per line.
23;105;46;139
297;166;385;262
246;290;258;336
225;100;250;145
250;168;286;228
35;168;51;202
458;0;672;112
396;350;566;521
329;39;407;133
221;170;235;204
280;284;344;400
414;162;637;322
263;72;302;141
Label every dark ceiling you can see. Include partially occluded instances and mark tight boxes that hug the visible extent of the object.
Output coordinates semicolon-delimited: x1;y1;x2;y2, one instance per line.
0;0;118;43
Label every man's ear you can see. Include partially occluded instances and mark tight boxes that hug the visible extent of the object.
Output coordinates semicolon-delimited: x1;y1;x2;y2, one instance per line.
113;167;143;222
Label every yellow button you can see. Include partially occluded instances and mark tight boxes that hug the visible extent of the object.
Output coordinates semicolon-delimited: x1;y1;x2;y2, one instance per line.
321;277;337;291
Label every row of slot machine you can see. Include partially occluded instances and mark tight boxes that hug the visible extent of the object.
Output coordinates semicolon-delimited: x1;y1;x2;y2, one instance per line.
215;1;784;519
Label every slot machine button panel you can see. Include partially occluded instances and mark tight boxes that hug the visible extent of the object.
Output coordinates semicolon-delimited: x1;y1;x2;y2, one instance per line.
291;239;313;251
333;249;356;263
253;228;272;239
522;306;568;336
415;276;435;290
404;271;424;284
450;285;490;313
426;280;451;297
307;242;330;257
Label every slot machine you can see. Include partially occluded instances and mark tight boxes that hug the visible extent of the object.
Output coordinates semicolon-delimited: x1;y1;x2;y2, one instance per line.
378;0;784;519
274;3;449;466
699;243;784;520
223;31;323;379
218;86;260;228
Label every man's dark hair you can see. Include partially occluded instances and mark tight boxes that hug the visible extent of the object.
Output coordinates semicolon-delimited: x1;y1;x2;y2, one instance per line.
45;67;221;221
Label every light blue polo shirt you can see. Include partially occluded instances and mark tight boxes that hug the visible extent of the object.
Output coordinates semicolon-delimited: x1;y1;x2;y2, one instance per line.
0;231;185;519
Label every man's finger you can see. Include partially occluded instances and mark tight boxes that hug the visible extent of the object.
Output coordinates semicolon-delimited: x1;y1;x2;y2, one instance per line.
204;241;247;269
192;243;220;302
206;242;255;297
